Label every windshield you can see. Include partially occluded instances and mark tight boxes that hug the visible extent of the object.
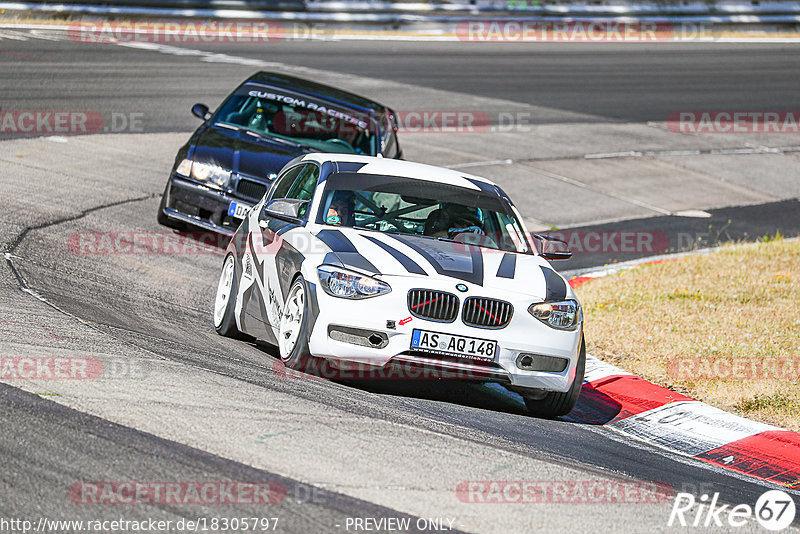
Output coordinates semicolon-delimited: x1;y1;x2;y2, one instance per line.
214;84;378;155
317;174;532;254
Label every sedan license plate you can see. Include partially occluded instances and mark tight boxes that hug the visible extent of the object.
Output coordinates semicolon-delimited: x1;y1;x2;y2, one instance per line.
410;329;497;361
228;200;252;219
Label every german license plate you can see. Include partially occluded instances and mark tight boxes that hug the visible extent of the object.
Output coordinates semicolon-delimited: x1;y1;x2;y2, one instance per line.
228;200;252;219
410;329;497;361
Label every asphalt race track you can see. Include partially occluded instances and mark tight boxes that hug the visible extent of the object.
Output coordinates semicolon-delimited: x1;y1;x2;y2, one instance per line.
1;28;800;533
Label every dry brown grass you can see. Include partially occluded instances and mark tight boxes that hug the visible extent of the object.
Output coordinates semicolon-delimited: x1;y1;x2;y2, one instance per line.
575;237;800;431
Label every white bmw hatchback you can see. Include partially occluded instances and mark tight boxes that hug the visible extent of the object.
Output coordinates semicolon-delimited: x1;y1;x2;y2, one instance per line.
214;154;585;417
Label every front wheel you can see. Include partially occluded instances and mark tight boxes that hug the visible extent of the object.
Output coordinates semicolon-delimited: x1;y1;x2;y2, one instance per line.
214;254;242;338
523;335;586;418
279;276;313;371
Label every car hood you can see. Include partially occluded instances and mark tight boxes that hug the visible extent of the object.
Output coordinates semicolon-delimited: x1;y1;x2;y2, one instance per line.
315;228;571;302
190;124;308;181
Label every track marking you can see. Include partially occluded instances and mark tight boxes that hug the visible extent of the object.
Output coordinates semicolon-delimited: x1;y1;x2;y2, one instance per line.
114;41;285;68
586;145;800;159
445;158;513;169
575;354;800;491
522;163;674;216
673;209;712;218
0;29;29;40
27;29;66;41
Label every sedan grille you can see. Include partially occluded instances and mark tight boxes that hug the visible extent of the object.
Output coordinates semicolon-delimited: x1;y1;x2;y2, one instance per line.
407;290;459;323
462;297;513;329
236;178;268;201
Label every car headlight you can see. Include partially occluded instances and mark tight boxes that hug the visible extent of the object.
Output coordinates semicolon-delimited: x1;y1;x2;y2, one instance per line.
528;300;581;330
176;158;192;177
318;265;391;299
175;158;232;189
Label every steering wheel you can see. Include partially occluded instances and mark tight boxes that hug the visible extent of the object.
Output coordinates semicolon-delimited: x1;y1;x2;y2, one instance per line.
325;138;354;152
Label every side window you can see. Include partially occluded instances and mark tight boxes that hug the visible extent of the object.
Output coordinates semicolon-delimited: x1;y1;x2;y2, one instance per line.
269;165;304;201
286;164;320;202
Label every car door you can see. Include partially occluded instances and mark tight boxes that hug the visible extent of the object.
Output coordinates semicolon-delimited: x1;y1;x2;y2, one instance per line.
245;162;320;343
239;164;303;341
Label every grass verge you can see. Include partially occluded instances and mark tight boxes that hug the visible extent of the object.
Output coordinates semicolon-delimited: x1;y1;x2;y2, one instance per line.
576;238;800;431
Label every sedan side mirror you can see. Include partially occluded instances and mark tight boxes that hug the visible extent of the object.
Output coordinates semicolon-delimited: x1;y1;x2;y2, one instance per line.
191;103;210;121
533;233;572;260
263;198;309;220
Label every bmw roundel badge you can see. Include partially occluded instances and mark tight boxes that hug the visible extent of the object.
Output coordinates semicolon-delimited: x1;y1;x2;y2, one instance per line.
456;284;468;292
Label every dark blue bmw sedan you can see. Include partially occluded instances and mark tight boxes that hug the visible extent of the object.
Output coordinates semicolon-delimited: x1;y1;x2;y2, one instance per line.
158;71;402;235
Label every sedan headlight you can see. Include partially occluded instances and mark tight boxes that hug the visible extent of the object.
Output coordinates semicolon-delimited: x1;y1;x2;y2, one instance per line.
317;265;391;299
175;158;232;189
528;300;581;330
176;158;192;177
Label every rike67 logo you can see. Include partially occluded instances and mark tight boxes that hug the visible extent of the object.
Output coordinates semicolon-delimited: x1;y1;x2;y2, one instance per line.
669;490;796;530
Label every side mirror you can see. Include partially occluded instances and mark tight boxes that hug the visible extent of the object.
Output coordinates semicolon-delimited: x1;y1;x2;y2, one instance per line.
263;198;308;220
191;103;210;121
533;233;572;260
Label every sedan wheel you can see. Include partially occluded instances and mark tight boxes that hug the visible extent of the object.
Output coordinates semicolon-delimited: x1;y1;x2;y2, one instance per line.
213;254;242;338
279;276;313;370
280;282;304;357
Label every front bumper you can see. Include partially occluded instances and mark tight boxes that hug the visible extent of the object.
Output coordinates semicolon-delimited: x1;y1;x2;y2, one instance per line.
160;175;252;236
305;272;583;393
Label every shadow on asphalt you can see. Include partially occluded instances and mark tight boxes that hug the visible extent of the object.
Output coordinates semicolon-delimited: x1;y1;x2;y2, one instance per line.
262;348;626;424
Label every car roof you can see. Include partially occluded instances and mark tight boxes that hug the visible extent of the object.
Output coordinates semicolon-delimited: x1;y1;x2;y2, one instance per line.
246;72;390;114
302;154;499;191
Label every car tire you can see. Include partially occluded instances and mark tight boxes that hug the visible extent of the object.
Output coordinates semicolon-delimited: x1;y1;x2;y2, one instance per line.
214;254;243;338
279;276;314;371
523;334;586;418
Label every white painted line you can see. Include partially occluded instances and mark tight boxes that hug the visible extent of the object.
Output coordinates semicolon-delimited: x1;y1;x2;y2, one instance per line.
673;209;712;218
584;150;643;159
114;41;285;68
445;159;513;169
27;29;66;41
0;29;29;41
610;401;777;456
525;165;674;216
585;145;800;160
